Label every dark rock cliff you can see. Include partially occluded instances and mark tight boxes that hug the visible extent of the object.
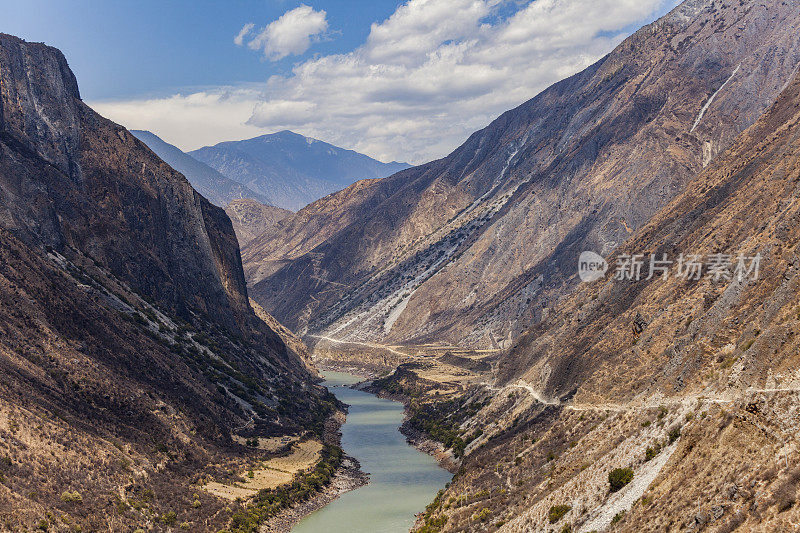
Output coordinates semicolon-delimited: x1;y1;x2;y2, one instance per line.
0;33;254;335
0;34;330;531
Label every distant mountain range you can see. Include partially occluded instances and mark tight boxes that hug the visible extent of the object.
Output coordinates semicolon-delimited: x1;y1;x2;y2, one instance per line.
131;129;269;207
190;130;410;211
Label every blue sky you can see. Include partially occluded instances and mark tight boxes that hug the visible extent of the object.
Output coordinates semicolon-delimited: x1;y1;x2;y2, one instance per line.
2;0;401;100
2;0;680;163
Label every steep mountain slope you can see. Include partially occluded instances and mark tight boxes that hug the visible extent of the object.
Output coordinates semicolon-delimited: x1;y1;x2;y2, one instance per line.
0;34;331;530
243;0;800;349
131;129;270;207
224;198;291;246
415;58;800;533
190;130;409;211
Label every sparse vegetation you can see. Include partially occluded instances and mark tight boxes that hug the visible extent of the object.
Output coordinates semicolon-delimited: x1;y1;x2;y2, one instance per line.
472;507;491;522
161;511;178;526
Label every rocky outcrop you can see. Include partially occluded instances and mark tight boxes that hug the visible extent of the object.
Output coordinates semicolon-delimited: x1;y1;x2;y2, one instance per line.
242;0;800;349
2;33;253;335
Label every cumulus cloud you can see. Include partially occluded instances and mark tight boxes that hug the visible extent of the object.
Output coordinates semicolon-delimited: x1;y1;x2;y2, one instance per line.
242;5;328;61
93;0;677;163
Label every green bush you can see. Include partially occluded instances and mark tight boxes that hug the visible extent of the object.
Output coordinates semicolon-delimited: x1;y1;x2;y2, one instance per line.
611;510;626;524
161;511;178;526
608;467;634;492
548;504;572;523
60;491;83;503
472;508;491;522
668;426;681;444
645;447;657;461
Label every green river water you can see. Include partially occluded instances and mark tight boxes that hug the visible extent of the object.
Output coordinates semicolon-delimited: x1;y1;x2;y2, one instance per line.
291;371;452;533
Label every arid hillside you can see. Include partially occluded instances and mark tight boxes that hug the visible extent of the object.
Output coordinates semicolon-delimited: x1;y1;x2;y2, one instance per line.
242;0;800;351
412;57;800;533
225;199;291;246
0;34;332;531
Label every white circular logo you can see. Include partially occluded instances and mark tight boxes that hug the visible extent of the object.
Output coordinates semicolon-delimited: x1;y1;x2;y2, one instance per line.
578;251;607;282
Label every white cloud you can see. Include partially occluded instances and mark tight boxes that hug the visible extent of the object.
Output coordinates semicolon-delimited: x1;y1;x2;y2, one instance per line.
234;22;254;46
92;0;678;163
244;5;328;61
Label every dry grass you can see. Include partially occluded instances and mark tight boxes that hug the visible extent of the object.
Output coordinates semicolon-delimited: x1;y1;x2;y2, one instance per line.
203;440;323;501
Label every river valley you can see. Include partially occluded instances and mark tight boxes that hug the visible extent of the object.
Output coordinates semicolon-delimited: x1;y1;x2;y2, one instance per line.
292;371;452;533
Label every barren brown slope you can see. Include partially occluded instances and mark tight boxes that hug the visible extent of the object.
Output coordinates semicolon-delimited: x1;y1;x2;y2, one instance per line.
224;198;291;246
0;34;332;531
244;0;800;349
416;59;800;533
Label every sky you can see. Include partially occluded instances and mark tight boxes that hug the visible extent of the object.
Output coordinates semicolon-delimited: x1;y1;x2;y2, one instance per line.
2;0;680;164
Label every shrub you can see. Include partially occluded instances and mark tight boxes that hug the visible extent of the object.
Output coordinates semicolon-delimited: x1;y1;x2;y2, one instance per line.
668;426;681;444
611;510;626;524
609;468;634;492
548;504;572;523
472;508;491;522
60;491;83;503
645;447;658;461
161;511;178;526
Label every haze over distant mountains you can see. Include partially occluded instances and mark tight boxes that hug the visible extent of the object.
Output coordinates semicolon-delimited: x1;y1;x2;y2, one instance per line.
190;130;410;211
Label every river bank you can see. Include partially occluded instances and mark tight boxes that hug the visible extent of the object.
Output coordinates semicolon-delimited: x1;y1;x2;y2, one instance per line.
257;407;368;532
259;453;368;533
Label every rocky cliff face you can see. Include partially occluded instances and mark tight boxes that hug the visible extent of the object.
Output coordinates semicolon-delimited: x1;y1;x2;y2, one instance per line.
243;0;800;350
2;34;256;335
0;34;330;531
